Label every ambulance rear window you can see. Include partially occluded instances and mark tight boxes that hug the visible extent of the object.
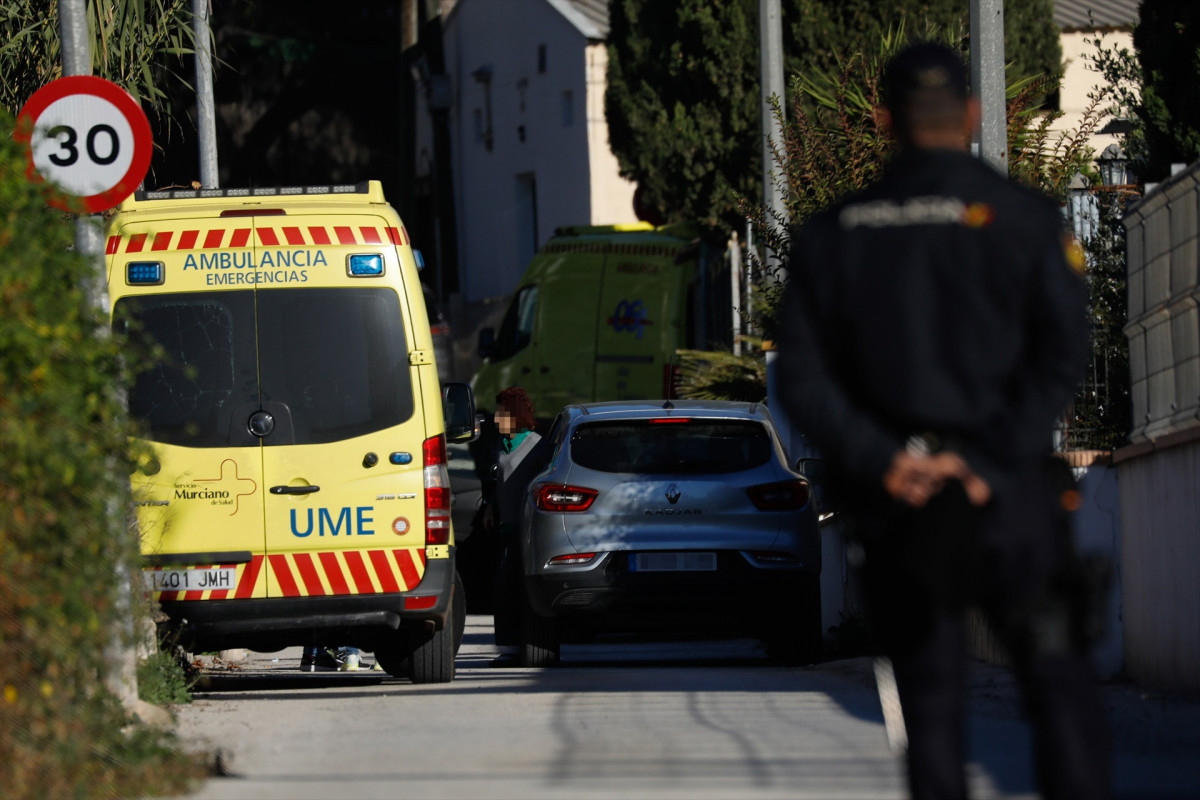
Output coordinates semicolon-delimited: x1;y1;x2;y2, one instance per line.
115;288;414;447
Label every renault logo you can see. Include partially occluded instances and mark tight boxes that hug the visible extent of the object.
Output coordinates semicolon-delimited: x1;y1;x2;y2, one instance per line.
665;484;681;504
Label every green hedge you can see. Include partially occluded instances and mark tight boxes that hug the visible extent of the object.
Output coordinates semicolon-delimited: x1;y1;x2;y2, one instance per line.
0;111;201;799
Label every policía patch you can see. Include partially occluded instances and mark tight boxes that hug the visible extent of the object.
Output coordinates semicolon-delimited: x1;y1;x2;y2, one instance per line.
1063;235;1087;275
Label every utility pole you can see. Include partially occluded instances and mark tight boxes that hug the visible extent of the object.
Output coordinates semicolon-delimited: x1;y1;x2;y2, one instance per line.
759;0;787;278
57;0;141;712
193;0;219;187
970;0;1008;174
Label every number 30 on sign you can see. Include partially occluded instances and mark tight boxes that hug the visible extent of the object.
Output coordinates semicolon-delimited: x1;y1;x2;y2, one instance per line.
15;75;153;214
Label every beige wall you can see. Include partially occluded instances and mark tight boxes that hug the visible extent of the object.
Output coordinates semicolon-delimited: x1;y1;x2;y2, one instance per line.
1053;30;1133;159
585;42;637;225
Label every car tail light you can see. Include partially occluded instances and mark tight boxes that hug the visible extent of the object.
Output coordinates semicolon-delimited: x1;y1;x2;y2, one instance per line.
424;434;451;545
648;417;690;424
536;484;599;512
548;552;597;565
746;479;811;510
429;322;450;336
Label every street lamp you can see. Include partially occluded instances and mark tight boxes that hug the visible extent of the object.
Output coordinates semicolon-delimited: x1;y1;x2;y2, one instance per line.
1066;171;1097;242
1098;143;1130;187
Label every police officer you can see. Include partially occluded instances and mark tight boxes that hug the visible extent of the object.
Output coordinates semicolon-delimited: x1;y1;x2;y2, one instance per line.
777;42;1110;800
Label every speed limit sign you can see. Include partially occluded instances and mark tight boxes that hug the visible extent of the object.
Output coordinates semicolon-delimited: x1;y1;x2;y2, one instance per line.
15;75;153;214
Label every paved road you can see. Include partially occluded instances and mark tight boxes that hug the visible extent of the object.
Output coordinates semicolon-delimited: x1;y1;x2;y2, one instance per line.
163;615;1199;800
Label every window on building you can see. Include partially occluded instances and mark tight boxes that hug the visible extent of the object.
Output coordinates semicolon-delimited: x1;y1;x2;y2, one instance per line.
538;44;547;73
562;90;574;128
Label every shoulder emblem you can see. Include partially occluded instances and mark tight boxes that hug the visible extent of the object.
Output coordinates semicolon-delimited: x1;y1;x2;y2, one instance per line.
1063;236;1087;275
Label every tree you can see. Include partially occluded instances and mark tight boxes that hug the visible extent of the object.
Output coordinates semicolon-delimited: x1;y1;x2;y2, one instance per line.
0;108;204;800
606;0;1062;231
1088;2;1200;183
1133;1;1200;179
0;0;195;121
605;0;762;231
786;0;1060;88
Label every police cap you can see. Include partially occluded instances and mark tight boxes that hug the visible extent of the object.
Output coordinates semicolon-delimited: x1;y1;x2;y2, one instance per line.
881;41;970;115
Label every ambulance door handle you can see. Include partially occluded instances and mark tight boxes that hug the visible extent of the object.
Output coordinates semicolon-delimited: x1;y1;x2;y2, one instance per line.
270;485;321;495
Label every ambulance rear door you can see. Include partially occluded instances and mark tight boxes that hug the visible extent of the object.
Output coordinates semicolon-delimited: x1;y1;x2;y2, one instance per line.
593;237;688;401
253;213;432;601
111;216;269;603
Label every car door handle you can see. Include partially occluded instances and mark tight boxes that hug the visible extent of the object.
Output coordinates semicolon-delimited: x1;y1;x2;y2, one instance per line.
270;485;321;495
540;366;550;374
521;366;532;374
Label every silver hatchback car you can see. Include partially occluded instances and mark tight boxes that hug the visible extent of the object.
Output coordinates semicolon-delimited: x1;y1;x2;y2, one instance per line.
512;399;822;666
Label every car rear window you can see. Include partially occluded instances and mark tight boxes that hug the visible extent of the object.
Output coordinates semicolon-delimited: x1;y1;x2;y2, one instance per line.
569;419;772;474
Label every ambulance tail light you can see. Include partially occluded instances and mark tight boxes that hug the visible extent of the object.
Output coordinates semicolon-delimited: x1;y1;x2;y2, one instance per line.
126;261;164;285
423;434;451;545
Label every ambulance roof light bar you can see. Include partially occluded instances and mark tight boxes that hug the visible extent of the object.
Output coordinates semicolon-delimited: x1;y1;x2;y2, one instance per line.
136;182;370;201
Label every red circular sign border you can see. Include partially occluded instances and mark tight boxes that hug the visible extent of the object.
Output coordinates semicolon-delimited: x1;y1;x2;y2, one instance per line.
15;75;153;214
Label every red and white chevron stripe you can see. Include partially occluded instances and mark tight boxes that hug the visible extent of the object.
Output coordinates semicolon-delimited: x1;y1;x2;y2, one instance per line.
150;548;427;601
106;225;410;255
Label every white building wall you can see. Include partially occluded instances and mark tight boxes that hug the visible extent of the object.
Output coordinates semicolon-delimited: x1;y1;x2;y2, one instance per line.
443;0;597;305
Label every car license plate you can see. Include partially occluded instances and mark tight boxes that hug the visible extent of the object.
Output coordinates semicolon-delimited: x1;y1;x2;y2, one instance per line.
630;552;717;572
145;567;236;592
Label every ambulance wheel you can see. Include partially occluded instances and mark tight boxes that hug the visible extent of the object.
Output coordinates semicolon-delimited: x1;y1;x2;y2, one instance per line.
371;636;410;678
452;569;467;655
405;602;457;684
519;595;560;667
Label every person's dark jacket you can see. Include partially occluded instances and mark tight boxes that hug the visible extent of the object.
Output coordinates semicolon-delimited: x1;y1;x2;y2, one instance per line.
776;147;1090;497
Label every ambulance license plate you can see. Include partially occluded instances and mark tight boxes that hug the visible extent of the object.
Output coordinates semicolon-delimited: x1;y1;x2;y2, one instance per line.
146;567;236;593
630;552;717;572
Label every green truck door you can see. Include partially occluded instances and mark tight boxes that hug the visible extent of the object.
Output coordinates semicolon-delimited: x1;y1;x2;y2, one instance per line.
594;244;685;401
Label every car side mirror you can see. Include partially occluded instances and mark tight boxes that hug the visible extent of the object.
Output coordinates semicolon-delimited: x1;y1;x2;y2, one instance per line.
795;457;826;483
795;457;836;515
442;382;478;443
477;326;494;359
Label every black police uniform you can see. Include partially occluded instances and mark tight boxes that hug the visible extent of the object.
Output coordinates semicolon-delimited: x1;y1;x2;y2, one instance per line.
777;146;1111;800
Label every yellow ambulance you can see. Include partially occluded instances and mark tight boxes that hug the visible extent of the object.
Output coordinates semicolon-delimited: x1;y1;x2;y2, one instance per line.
106;181;476;683
470;222;714;421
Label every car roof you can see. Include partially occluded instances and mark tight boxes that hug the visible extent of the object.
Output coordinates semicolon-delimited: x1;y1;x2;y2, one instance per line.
561;399;774;424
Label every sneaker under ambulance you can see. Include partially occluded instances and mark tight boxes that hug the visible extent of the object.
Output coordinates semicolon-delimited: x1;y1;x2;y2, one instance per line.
106;181;476;683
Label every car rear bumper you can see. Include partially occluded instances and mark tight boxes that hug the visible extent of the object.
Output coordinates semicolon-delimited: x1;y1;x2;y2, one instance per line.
158;555;456;652
524;550;817;628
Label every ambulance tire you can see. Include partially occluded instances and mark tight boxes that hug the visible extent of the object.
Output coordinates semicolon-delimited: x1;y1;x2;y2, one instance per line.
372;634;410;678
764;574;823;666
405;599;458;684
519;594;560;667
452;569;467;655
